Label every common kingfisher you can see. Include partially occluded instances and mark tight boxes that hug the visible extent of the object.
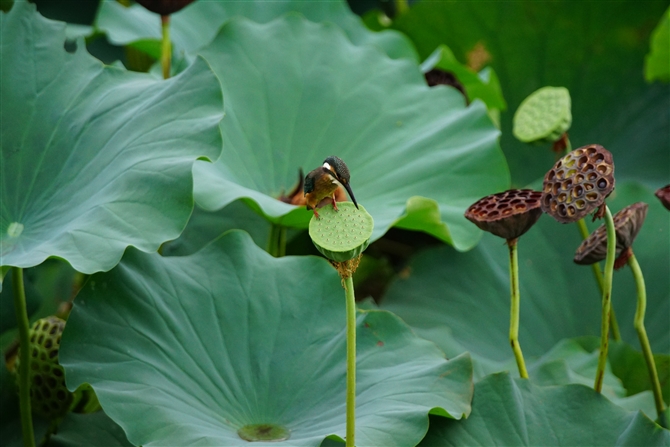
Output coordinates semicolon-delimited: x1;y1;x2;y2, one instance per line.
304;156;358;218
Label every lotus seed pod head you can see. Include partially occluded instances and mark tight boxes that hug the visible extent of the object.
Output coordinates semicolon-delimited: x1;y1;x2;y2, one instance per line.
309;202;374;262
513;86;572;144
16;316;73;419
464;189;543;240
655;185;670;210
135;0;196;15
541;144;615;223
574;202;648;266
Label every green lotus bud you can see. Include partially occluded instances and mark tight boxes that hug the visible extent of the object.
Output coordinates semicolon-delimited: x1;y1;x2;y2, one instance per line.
513;86;572;144
309;202;374;262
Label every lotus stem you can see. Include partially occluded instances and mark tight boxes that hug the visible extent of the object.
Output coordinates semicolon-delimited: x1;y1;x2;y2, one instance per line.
161;15;171;79
507;238;529;379
395;0;409;15
576;218;621;341
13;267;35;447
628;253;667;428
343;273;356;447
594;205;615;393
266;224;287;257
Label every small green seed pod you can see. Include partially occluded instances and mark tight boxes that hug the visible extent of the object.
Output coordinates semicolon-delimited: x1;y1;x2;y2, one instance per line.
309;202;374;262
513;86;572;144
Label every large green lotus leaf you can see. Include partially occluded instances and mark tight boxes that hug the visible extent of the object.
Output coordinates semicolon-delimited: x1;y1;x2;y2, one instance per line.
95;0;416;61
419;372;670;447
645;7;670;83
193;15;509;251
47;412;132;447
381;180;670;375
60;231;473;447
0;3;223;274
392;1;669;188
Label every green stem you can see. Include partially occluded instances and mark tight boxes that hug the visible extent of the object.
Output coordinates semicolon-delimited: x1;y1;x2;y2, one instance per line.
266;224;287;257
344;274;356;447
13;267;35;447
161;15;171;79
395;0;409;15
594;206;615;393
628;253;668;428
508;239;529;379
576;218;621;341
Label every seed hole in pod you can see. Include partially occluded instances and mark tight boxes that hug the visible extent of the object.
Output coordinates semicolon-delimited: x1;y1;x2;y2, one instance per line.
597;179;608;189
31;362;38;371
34;375;43;386
543;183;552;193
552;183;560;195
57;390;67;401
42;387;51;399
557;204;567;216
586;147;597;156
32;348;38;358
586;192;599;201
489;210;499;217
30;334;36;343
47;377;57;388
584;183;594;191
42;363;50;372
594;153;605;163
564;158;575;168
53;368;63;377
556;170;565;180
556;160;563;169
575;174;585;183
547;170;556;181
557;193;567;202
42;322;50;331
45;339;52;349
49;326;58;335
40;352;46;361
583;163;594;173
502;208;512;215
587;172;597;181
573;185;584;197
510;198;521;204
577;156;588;167
550;201;558;212
567;206;576;216
596;164;610;174
542;195;552;207
562;179;572;190
566;169;577;177
38;335;44;344
514;204;526;211
574;149;584;156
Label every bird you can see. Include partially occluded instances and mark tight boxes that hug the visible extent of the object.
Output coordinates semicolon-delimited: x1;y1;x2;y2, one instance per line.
304;156;358;218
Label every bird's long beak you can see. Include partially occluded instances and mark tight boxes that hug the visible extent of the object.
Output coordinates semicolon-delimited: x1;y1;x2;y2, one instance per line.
343;183;359;209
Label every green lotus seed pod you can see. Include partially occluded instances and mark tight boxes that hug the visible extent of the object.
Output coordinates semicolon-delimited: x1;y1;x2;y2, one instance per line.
513;86;572;144
17;316;73;419
309;202;374;262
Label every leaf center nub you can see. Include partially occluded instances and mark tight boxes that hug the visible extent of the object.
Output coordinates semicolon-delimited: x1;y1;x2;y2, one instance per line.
237;423;290;442
7;222;24;238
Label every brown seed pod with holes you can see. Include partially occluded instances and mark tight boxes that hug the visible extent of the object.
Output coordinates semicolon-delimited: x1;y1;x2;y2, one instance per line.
655;185;670;211
465;189;543;241
574;202;648;267
541;144;615;223
135;0;195;15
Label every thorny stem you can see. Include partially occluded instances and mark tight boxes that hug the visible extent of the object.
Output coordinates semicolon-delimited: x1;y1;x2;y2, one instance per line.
594;206;615;393
576;218;621;341
344;274;357;447
13;267;36;447
161;15;171;79
628;253;668;428
507;238;529;379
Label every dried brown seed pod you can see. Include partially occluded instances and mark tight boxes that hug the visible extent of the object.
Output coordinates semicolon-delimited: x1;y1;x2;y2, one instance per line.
574;202;648;266
541;144;615;223
465;189;543;240
655;185;670;210
135;0;196;16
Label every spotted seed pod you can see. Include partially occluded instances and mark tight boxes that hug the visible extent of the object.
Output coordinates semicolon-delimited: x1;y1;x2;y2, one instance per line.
464;189;543;241
655;185;670;210
17;316;72;419
135;0;195;15
541;144;615;223
574;202;648;266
